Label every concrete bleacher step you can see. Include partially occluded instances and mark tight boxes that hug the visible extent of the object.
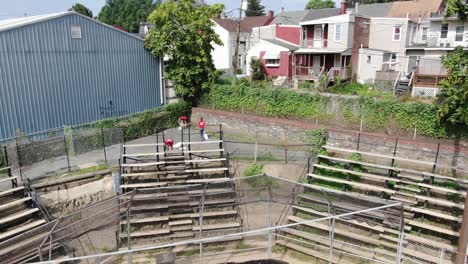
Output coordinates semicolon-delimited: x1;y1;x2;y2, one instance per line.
120;229;171;238
391;195;418;206
394;185;421;193
276;240;352;264
409;207;462;222
0;197;31;211
171;225;193;232
415;195;464;209
398;173;424;182
0;186;25;198
405;233;457;251
282;227;376;259
0;208;39;225
0;219;46;241
314;163;399;183
288;215;381;246
292;205;385;233
121;216;169;225
406;220;459;237
169;220;192;226
192;222;240;231
129;198;236;212
0;176;18;184
173;231;194;239
120;182;168;189
168;210;238;220
308;174;396;194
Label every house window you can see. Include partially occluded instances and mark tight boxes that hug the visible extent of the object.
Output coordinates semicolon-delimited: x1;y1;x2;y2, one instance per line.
390;53;397;63
393;26;401;41
266;59;280;67
440;23;448;38
335;24;342;41
456;26;464;41
367;55;372;64
421;27;428;41
71;26;82;39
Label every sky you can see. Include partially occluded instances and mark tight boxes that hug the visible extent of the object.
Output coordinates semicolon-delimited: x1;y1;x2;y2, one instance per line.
0;0;342;19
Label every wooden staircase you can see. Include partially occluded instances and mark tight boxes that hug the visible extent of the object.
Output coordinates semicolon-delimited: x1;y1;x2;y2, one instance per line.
119;129;242;254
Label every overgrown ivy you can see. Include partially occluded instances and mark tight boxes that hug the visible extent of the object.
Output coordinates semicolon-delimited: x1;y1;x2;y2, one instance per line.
202;83;453;138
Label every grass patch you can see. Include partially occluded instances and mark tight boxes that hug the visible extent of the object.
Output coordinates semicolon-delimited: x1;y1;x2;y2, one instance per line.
66;164;109;176
177;249;199;256
235;242;257;250
328;83;393;99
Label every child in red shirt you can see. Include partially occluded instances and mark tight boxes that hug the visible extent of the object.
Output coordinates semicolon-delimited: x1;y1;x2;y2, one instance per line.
164;138;174;150
198;117;206;141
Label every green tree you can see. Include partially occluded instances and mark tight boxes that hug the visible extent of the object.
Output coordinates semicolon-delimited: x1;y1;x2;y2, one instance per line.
145;0;223;101
98;0;161;33
445;0;468;21
249;58;266;81
245;0;265;17
437;46;468;130
306;0;335;9
69;3;93;18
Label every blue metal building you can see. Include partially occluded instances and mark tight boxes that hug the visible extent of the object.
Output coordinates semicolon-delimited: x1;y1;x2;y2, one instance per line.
0;12;164;140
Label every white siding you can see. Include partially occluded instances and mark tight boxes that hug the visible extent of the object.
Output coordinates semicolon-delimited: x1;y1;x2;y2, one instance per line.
212;24;231;71
357;49;386;84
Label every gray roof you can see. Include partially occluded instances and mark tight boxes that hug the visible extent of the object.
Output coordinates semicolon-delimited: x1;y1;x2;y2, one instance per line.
301;2;396;23
301;8;341;22
352;2;394;17
264;38;299;50
271;10;310;25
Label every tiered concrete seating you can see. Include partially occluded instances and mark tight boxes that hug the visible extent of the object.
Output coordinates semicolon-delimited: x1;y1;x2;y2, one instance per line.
119;131;240;250
279;147;466;263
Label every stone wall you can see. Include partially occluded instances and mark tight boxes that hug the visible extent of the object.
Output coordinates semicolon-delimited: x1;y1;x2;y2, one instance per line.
193;108;468;177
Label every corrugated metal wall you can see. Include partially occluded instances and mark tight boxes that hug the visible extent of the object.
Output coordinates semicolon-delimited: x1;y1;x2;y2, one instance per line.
0;14;162;140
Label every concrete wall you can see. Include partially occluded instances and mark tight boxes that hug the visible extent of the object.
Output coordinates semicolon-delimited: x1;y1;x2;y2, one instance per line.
276;25;301;46
212;24;231;71
358;49;386;84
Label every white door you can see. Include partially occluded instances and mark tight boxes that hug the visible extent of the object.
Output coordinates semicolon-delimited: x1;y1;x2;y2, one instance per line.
314;26;322;48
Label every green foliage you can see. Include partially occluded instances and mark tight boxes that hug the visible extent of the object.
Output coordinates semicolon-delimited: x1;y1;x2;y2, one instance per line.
328;83;392;99
304;129;327;155
245;0;265;16
437;46;468;135
165;100;192;126
244;162;263;176
306;0;335;9
202;83;451;138
98;0;161;33
445;0;468;20
145;0;223;101
249;58;266;81
69;3;93;17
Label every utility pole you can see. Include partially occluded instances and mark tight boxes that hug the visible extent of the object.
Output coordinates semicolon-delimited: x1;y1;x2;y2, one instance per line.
232;0;244;85
456;196;468;264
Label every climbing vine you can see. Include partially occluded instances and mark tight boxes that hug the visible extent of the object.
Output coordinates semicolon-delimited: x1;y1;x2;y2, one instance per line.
202;84;451;138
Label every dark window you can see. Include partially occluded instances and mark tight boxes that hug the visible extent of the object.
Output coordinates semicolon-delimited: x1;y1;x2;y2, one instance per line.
456;26;464;42
440;23;448;39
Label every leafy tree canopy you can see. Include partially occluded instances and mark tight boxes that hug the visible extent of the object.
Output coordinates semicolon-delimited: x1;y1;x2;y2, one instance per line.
145;0;223;101
437;46;468;133
246;0;265;17
69;3;93;18
98;0;161;33
306;0;335;10
445;0;468;21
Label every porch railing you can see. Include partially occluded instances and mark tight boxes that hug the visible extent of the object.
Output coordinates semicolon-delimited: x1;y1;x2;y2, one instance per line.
301;39;328;48
294;66;324;80
327;67;350;80
413;74;447;87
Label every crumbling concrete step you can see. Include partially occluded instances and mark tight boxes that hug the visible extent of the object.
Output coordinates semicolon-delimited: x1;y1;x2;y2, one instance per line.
0;176;18;184
0;186;25;198
0;208;39;225
120;216;169;225
169;220;192;226
0;219;46;241
120;229;171;238
0;197;31;211
192;222;240;231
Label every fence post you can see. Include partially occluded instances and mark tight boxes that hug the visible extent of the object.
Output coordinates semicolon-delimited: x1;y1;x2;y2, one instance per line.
63;134;71;172
15;138;23;181
413;127;417;140
433;143;441;173
101;127;108;165
438;248;445;264
267;185;273;259
356;132;361;151
391;138;399;167
126;207;132;264
396;206;405;264
156;131;160;162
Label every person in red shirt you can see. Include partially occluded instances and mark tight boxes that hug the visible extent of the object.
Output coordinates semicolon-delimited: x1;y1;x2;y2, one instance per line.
179;115;187;128
164;138;174;150
198;117;206;141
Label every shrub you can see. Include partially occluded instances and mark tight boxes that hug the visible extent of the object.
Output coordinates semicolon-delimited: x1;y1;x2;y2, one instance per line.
304;129;327;155
249;58;266;81
244;162;263;176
